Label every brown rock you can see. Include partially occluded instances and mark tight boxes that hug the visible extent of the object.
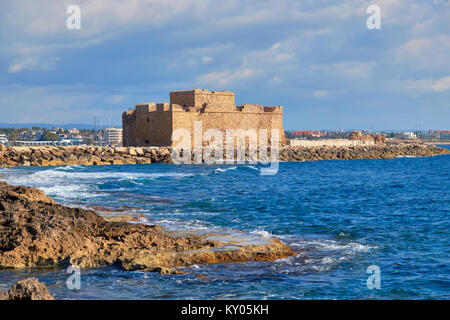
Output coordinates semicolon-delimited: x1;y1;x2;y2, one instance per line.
0;182;295;271
0;278;55;300
349;131;363;140
128;147;137;156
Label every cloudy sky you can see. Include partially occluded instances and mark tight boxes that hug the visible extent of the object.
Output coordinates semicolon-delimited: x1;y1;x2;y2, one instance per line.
0;0;449;130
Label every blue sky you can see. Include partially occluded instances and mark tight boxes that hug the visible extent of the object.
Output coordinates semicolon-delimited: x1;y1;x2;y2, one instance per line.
0;0;449;130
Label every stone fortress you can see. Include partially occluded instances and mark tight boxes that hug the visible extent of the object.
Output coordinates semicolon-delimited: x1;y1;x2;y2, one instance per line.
122;89;286;147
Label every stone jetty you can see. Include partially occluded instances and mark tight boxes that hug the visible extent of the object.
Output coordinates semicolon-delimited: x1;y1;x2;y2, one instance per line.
0;143;448;168
279;143;450;162
0;145;172;167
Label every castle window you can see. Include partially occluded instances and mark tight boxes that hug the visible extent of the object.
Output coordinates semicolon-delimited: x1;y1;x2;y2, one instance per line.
147;118;150;123
145;139;149;144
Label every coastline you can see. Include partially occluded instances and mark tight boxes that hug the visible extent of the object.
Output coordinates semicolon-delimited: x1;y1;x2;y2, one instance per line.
1;143;449;168
0;180;295;273
1;151;449;299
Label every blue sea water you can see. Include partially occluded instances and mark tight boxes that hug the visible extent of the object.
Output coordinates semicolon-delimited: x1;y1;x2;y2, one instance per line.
0;149;449;300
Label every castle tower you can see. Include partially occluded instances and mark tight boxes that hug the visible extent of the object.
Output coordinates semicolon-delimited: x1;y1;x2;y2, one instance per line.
122;89;285;147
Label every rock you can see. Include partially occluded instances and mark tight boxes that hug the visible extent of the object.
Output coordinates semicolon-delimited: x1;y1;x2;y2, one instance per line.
115;147;127;154
0;278;55;300
349;131;363;140
374;134;386;144
1;144;449;168
12;147;32;156
135;147;145;156
127;147;137;156
122;158;136;164
0;181;295;271
109;159;124;165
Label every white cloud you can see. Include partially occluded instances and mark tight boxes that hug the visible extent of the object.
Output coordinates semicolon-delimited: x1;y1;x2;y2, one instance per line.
311;61;374;79
201;56;214;64
7;56;60;73
405;76;450;93
274;53;294;63
107;94;127;104
0;84;130;124
313;90;328;98
269;76;284;84
393;35;450;69
197;68;262;87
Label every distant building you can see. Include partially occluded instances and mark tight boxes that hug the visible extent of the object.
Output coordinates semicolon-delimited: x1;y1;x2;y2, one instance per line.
0;134;8;146
399;132;417;140
67;128;80;134
14;141;66;146
417;130;438;140
105;128;123;147
437;131;450;140
291;130;325;139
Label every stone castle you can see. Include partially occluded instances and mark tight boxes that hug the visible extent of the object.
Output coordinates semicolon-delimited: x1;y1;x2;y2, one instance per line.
122;89;285;147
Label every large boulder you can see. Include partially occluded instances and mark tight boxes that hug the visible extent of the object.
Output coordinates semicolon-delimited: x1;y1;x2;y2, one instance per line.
0;181;294;271
374;134;386;144
349;131;363;140
0;278;55;300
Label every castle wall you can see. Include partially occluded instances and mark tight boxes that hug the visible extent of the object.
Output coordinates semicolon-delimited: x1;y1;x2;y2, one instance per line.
123;103;172;147
171;104;285;147
122;89;286;147
170;89;235;108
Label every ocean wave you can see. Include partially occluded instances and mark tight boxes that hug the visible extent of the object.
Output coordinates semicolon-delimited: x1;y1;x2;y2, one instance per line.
273;237;378;273
249;229;272;238
289;239;377;253
39;185;103;200
54;165;83;171
213;166;237;174
2;168;197;186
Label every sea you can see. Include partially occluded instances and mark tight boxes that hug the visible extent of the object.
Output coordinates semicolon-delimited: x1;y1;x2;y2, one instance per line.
0;147;449;300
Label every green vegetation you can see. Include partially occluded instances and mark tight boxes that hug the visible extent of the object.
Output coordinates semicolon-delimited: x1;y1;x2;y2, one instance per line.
40;129;60;141
0;128;25;142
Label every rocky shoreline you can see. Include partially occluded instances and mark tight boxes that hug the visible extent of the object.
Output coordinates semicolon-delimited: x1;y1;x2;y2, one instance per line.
0;181;295;274
0;278;54;300
0;143;449;167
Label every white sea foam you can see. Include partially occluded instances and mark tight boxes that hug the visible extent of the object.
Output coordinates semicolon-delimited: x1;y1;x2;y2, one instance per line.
274;237;378;273
249;229;272;238
38;184;102;200
2;168;196;188
213;166;237;173
290;239;377;253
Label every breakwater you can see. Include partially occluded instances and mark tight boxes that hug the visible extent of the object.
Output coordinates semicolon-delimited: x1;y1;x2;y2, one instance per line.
0;143;449;167
279;143;450;161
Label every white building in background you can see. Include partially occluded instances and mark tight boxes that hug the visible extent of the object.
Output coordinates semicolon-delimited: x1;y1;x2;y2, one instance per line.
437;131;450;140
67;128;80;134
400;132;417;140
0;134;8;146
105;128;123;147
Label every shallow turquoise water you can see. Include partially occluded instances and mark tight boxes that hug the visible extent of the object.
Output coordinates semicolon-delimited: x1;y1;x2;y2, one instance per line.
1;150;449;299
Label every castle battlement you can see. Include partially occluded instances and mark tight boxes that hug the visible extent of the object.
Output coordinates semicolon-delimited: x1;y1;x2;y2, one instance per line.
122;89;285;147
